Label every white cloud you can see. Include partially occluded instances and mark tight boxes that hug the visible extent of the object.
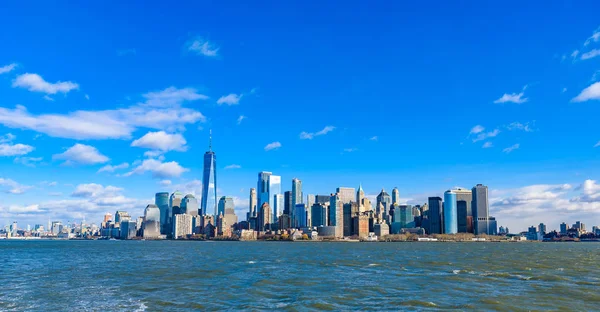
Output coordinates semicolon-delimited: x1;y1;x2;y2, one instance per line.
470;125;485;134
343;148;358;153
299;126;336;139
12;73;79;94
571;50;580;59
0;87;206;140
0;142;34;156
97;162;129;173
225;164;241;169
571;82;600;102
584;28;600;46
170;179;202;197
0;63;17;74
595;141;600;148
503;144;520;153
43;95;54;102
217;93;242;105
124;158;188;179
562;87;567;93
14;156;43;167
506;122;533;132
369;136;378;141
581;49;600;60
159;180;172;187
0;133;16;143
493;92;528;104
53;144;109;165
142;86;208;107
571;180;600;203
187;37;219;57
131;131;187;152
482;142;493;148
472;129;500;142
237;115;246;125
85;94;90;100
264;141;281;151
0;178;33;194
72;183;123;198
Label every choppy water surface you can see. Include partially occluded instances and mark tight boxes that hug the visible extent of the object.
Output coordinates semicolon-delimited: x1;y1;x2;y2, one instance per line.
1;241;599;311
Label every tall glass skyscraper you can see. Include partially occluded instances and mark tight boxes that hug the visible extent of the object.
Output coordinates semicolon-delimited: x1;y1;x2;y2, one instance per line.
257;171;272;210
155;192;169;235
392;187;400;205
444;190;457;234
291;178;302;226
472;184;490;235
428;196;443;234
201;131;217;216
269;175;282;221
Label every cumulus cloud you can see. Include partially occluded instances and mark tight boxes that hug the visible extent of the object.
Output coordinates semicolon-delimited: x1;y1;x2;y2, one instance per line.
225;164;241;169
571;82;600;102
503;144;520;153
0;142;34;156
0;178;33;194
237;115;246;125
142;86;208;107
124;158;188;179
506;122;534;132
581;49;600;61
584;28;600;46
187;37;219;57
217;93;242;105
131;131;187;152
470;125;485;134
170;180;202;197
482;142;493;148
472;128;500;142
97;162;129;173
159;180;172;187
0;63;17;74
0;87;206;140
494;92;528;104
299;126;335;139
14;156;43;167
53;144;109;165
12;73;79;94
264;141;281;151
72;183;123;198
343;148;358;153
571;179;600;203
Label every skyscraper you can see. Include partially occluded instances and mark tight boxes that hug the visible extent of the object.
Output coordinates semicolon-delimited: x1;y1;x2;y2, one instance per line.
453;188;473;233
155;192;170;235
329;193;344;238
258;202;272;232
181;194;199;216
443;190;457;234
169;191;184;234
249;188;257;219
472;184;489;235
268;175;282;215
284;191;292;215
356;184;365;207
392;187;400;205
143;204;161;238
291;178;302;226
201;131;217;216
428;197;443;234
336;187;355;204
377;189;392;222
218;196;234;216
257;171;272;210
273;194;284;222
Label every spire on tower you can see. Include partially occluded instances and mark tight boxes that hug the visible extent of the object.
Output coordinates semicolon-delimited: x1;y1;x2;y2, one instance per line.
209;129;212;151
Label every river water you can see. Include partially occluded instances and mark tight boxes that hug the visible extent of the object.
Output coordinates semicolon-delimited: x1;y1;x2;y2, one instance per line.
1;241;598;311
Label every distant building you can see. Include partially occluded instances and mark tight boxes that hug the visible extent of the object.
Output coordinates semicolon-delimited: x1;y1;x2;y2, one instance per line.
249;188;257;220
181;194;199;216
311;203;328;227
353;214;370;238
444;190;457;234
376;189;392;223
155;192;170;235
258;202;272;232
336;187;355;204
538;223;547;235
472;184;490;235
143;204;161;238
428;197;443;234
169;191;184;234
294;203;307;228
273;194;284;222
560;222;568;235
218;196;234;217
374;223;389;237
453;188;473;233
291;178;302;226
120;221;137;239
395;205;415;229
173;214;193;239
284;191;292;215
278;214;290;230
392;187;400;205
51;221;63;235
329;193;344;238
201;131;217;216
356;184;365;208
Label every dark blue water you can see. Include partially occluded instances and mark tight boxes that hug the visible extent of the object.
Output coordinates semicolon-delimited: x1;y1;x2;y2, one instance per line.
1;241;599;311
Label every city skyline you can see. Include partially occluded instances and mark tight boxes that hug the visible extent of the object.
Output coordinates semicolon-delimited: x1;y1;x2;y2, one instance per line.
1;2;600;231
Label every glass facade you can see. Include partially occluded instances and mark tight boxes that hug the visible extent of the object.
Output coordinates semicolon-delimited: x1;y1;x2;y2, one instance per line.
444;191;457;234
201;151;217;216
181;194;199;216
268;175;281;212
155;192;170;235
428;197;443;234
472;184;489;235
257;171;272;210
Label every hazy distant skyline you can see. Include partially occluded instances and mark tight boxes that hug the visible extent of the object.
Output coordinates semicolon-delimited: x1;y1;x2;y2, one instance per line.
1;1;600;231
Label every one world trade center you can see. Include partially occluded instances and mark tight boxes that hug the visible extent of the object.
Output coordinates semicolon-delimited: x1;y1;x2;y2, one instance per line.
201;130;217;216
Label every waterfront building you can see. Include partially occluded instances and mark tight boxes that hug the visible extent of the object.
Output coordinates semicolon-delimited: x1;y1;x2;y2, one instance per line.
428;197;443;234
284;191;292;215
573;221;586;233
51;221;63;235
169;191;184;233
356;184;365;207
527;226;538;240
268;175;281;215
181;194;199;216
376;189;392;222
538;223;547;235
259;202;272;232
472;184;490;235
488;217;498;235
336;187;355;204
201;131;218;216
395;205;415;229
453;188;473;233
292;178;302;226
249;188;257;219
115;211;130;224
143;204;161;238
173;214;193;239
311;203;328;227
294;203;307;228
223;205;238;231
278;214;290;230
353;213;370;238
120;221;137;239
218;196;234;217
155;192;170;235
444;190;458;234
329;193;344;238
392;187;400;205
274;193;284;222
560;222;568;235
257;171;272;210
374;223;389;237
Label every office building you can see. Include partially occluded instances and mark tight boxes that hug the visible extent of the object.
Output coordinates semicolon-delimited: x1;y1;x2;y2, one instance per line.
356;184;365;206
120;221;137;240
453;188;472;233
428;197;443;234
248;188;257;220
315;195;330;205
395;204;415;229
330;193;344;238
173;214;193;239
336;187;355;204
181;194;199;216
444;190;457;234
538;223;547;235
51;221;63;235
392;187;400;205
201;131;218;216
560;222;568;235
292;178;302;225
257;172;272;210
294;203;307;228
268;175;282;214
376;189;392;222
218;196;234;217
155;192;170;235
472;184;490;235
143;204;161;238
311;203;328;227
274;193;284;222
284;191;292;215
259;202;272;232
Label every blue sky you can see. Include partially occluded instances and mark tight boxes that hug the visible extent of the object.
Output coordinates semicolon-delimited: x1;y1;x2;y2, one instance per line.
1;1;600;231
